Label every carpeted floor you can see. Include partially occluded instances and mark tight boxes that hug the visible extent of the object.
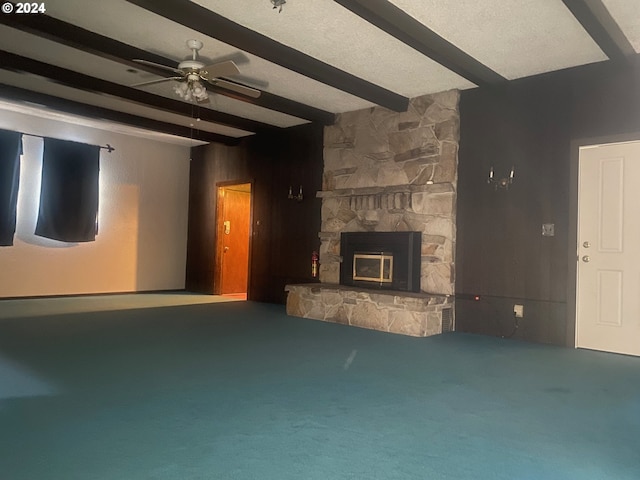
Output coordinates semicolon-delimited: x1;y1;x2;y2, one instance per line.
0;300;639;479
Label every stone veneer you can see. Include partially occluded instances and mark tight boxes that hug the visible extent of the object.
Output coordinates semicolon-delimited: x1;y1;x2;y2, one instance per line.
320;90;459;295
286;90;459;337
286;284;453;337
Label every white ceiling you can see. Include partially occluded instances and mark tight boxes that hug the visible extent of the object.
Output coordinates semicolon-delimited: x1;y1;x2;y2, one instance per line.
0;0;637;144
0;99;207;147
191;0;475;97
601;0;640;52
387;0;608;79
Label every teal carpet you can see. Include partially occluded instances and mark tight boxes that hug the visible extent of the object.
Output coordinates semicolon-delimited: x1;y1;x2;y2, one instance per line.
0;301;639;479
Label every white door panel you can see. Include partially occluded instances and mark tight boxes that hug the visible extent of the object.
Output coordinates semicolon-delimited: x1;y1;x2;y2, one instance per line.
576;141;640;356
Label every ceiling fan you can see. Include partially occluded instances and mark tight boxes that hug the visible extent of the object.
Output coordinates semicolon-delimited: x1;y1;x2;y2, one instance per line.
131;40;261;102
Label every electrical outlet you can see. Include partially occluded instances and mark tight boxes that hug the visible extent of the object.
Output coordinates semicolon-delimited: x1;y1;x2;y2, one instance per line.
513;304;524;318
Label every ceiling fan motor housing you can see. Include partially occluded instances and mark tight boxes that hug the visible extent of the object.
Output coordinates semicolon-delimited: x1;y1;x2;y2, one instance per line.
178;60;205;70
186;39;203;51
186;72;201;82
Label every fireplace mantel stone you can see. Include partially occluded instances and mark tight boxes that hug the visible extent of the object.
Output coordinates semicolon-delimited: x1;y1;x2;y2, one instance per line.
316;183;454;198
285;283;453;337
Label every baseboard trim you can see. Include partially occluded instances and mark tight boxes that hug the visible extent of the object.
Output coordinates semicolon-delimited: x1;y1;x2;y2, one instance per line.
0;289;189;301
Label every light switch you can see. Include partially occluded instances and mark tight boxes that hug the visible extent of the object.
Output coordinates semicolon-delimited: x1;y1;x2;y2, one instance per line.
542;223;555;237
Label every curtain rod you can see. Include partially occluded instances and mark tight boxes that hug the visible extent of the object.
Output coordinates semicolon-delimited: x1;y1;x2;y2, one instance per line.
20;132;115;152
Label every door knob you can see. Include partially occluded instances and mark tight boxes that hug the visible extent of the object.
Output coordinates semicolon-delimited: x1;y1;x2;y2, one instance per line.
224;246;230;252
583;241;591;248
582;255;590;262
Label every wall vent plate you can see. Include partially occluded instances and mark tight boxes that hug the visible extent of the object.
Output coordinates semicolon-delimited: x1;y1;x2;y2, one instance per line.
542;223;555;236
442;308;453;332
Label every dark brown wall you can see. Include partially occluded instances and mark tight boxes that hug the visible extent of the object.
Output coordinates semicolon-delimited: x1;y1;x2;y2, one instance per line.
186;123;324;303
456;58;640;345
186;142;249;293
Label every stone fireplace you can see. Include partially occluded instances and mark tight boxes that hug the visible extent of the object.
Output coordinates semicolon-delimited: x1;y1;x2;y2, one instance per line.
286;90;458;337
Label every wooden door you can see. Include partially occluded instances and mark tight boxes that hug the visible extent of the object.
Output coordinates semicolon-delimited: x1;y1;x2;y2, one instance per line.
216;184;251;295
576;141;640;356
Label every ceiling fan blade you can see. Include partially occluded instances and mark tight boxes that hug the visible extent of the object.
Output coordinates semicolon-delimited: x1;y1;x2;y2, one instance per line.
209;51;250;66
232;73;270;89
132;59;183;75
211;78;261;98
201;60;240;79
131;76;183;87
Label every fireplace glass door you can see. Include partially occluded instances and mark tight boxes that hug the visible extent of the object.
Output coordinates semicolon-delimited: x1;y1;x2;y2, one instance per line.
353;252;393;284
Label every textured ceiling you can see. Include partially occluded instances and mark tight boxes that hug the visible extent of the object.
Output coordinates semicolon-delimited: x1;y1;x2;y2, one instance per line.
45;0;376;114
0;0;637;144
601;0;640;52
388;0;608;79
0;99;206;147
0;70;252;138
191;0;475;97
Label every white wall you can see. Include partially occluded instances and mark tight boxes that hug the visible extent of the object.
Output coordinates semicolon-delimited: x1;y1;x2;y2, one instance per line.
0;108;191;297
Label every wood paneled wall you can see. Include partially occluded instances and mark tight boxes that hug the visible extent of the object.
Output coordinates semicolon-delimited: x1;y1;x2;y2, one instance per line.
186;57;640;328
186;123;324;303
456;57;640;345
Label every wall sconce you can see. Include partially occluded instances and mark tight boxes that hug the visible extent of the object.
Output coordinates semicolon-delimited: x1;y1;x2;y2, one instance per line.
288;185;303;202
487;166;514;190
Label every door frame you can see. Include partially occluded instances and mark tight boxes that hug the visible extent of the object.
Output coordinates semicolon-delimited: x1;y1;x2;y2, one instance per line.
213;179;254;298
567;132;640;348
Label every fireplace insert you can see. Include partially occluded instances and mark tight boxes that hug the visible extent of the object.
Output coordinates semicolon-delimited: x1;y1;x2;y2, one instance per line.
353;252;394;283
340;231;421;292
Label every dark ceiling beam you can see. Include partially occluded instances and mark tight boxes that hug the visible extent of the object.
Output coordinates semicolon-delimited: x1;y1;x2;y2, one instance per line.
334;0;507;87
0;12;335;125
0;11;171;75
206;83;334;125
0;83;239;145
0;50;277;135
125;0;410;112
561;0;635;63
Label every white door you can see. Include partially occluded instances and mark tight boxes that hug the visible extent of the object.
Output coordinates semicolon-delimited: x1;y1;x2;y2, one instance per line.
576;141;640;356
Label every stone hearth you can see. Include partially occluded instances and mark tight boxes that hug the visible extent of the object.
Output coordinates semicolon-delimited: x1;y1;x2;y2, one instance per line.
286;284;453;337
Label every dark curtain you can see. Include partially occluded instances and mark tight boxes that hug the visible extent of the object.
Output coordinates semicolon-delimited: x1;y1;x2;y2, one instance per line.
0;129;23;246
35;138;100;242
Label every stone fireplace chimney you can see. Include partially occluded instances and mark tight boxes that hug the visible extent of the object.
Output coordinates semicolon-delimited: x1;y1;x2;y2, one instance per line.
319;90;459;295
286;90;458;337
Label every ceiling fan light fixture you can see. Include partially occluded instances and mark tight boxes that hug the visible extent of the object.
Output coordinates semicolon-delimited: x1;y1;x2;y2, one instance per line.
174;80;208;103
132;39;260;101
192;85;203;96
